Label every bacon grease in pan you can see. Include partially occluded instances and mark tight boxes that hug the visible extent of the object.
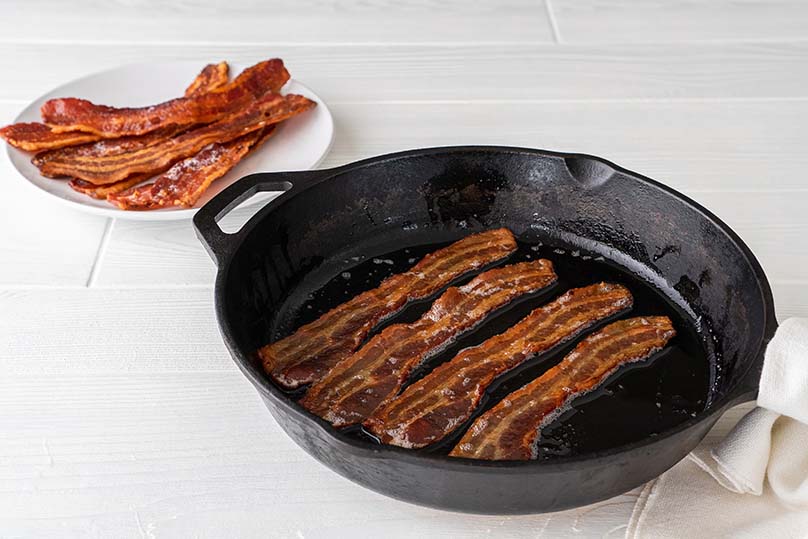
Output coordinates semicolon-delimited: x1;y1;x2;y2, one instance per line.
300;260;558;427
365;282;633;449
41;59;289;137
450;316;676;460
34;93;315;184
260;228;519;389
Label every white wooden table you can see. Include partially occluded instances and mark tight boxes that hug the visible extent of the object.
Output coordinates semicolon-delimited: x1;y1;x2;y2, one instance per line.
1;1;806;537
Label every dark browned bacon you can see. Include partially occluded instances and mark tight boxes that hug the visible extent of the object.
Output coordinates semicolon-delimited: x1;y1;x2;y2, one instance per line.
41;59;289;137
184;62;229;97
0;62;228;152
34;93;314;184
300;260;558;427
260;228;519;389
365;283;633;448
0;122;101;152
107;126;275;209
450;316;675;460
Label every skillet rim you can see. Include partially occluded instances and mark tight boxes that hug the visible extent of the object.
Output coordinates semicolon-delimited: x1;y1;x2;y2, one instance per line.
210;145;777;469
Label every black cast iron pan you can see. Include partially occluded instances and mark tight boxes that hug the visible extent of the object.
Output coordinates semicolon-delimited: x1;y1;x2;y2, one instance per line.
193;146;777;514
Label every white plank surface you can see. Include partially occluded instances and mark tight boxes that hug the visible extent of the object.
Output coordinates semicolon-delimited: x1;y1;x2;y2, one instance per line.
1;0;807;537
548;0;808;43
0;103;108;286
0;0;554;44
1;41;808;102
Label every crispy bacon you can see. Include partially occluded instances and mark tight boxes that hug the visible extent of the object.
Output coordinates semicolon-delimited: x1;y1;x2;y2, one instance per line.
34;93;315;184
300;260;558;427
260;229;519;389
107;126;275;209
184;62;229;97
450;316;675;460
3;63;229;153
365;283;633;449
41;59;289;137
0;123;100;152
69;174;152;199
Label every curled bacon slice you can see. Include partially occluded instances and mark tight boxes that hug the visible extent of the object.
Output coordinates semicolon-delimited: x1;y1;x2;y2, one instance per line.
1;62;228;153
107;126;275;210
41;59;289;137
184;62;229;97
365;283;633;449
69;174;152;199
300;260;558;427
450;316;676;460
0;123;100;152
34;93;315;184
260;229;519;389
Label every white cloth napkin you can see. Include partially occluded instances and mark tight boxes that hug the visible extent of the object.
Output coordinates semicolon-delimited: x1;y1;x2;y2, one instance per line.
626;318;808;539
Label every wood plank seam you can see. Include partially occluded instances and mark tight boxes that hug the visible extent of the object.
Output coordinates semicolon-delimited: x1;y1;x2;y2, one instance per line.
85;218;114;287
544;0;563;43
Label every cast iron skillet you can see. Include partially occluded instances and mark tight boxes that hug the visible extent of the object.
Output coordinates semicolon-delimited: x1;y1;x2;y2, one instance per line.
193;146;777;514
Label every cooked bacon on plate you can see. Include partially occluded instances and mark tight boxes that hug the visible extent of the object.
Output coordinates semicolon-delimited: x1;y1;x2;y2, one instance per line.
34;93;315;184
365;283;633;449
184;62;230;97
300;260;558;427
0;123;101;152
450;316;675;460
108;126;275;209
41;59;289;137
260;228;519;390
69;173;154;199
1;62;229;152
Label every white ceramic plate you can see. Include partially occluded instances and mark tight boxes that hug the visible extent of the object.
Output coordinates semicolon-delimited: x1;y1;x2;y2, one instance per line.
6;62;334;221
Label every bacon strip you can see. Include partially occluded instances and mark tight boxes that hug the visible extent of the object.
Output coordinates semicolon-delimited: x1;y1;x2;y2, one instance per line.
300;260;558;427
34;93;315;184
0;123;100;152
184;62;229;97
41;59;289;137
450;316;675;460
2;63;228;153
69;173;152;199
107;126;276;209
365;283;633;449
261;229;519;389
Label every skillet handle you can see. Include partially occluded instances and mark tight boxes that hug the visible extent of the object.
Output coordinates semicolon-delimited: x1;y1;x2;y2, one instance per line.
193;170;324;266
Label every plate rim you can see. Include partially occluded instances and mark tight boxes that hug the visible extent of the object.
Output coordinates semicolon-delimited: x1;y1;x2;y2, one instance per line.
5;61;334;222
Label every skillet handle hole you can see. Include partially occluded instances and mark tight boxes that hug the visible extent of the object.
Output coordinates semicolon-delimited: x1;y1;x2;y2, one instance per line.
218;189;289;234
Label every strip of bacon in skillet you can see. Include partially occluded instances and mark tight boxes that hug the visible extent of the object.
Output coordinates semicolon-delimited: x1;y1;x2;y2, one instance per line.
34;93;315;184
450;316;675;460
261;229;519;390
365;283;633;449
41;59;289;137
107;126;276;209
1;62;230;153
300;260;558;427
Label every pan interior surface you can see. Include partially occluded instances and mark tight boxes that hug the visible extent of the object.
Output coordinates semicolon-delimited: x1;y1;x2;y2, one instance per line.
221;147;769;462
275;237;711;458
